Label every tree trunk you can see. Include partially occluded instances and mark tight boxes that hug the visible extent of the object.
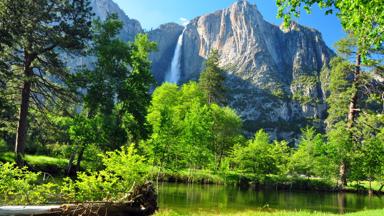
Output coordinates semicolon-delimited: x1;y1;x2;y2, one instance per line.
339;53;361;188
75;146;85;174
339;161;347;187
369;179;373;196
15;53;34;167
337;192;346;214
66;149;77;176
347;53;361;128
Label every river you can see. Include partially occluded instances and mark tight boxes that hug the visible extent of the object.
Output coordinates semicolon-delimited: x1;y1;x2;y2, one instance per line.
157;183;384;214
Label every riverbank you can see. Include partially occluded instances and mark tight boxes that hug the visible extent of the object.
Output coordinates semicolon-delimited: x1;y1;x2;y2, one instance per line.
1;152;382;196
155;209;384;216
153;169;383;195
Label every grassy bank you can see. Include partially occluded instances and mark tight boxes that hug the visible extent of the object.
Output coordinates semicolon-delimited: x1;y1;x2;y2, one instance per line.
153;168;384;194
152;169;335;191
155;209;384;216
0;152;69;175
1;152;382;195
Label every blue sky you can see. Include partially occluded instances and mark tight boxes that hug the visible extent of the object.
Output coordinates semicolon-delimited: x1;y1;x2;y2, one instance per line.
113;0;345;49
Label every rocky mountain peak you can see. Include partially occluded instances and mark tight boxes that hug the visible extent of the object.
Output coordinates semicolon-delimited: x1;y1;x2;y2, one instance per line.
230;0;261;15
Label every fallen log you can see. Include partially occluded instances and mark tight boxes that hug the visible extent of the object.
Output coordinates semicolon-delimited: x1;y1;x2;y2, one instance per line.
0;182;158;216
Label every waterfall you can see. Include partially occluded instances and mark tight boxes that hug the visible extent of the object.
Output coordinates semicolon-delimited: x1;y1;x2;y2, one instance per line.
165;28;186;84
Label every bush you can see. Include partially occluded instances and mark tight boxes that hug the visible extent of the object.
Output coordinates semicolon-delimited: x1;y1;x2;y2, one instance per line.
64;145;150;202
0;145;151;204
0;162;59;204
82;144;104;171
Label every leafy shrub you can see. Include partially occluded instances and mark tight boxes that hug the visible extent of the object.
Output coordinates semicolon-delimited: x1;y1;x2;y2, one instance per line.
0;162;59;204
64;145;150;202
0;145;150;204
231;130;289;179
82;144;104;171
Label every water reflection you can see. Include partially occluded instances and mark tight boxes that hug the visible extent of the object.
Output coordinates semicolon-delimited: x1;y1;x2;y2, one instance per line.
157;183;384;214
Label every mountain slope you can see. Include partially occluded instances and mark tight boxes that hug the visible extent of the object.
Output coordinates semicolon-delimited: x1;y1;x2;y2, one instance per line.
149;0;335;139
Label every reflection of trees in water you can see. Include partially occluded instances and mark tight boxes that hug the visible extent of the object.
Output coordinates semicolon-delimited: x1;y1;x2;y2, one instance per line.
338;192;346;214
158;184;384;213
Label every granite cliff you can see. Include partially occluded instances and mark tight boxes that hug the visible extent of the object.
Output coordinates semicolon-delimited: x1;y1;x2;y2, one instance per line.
90;0;142;41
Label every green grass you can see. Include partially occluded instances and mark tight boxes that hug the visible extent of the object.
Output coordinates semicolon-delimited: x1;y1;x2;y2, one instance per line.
154;209;384;216
347;181;384;192
151;168;336;192
0;152;69;175
151;169;226;184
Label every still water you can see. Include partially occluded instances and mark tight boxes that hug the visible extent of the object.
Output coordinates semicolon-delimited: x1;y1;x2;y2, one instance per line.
157;183;384;214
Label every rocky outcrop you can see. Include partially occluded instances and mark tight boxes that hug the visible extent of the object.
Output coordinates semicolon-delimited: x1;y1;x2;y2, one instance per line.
149;0;335;140
64;0;143;71
90;0;142;42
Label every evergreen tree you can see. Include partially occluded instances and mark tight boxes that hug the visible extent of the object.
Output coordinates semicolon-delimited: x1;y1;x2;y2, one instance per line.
325;36;384;187
199;50;226;105
0;0;93;166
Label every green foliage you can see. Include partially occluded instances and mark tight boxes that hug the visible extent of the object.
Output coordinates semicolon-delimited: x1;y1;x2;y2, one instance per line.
0;145;150;204
0;162;59;204
211;104;243;169
145;82;213;169
79;15;157;149
145;81;243;171
64;145;149;202
326;57;355;126
0;0;94;160
327;122;352;162
82;144;104;171
349;114;384;185
0;139;8;152
232;130;288;179
290;128;335;178
199;50;226;105
271;88;287;100
324;36;383;186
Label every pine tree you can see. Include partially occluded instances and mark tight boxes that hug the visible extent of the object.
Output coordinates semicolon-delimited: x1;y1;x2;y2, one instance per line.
199;50;226;105
326;35;384;187
0;0;93;166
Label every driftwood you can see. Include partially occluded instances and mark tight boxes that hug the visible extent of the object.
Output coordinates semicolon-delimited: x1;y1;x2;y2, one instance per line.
0;182;158;216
